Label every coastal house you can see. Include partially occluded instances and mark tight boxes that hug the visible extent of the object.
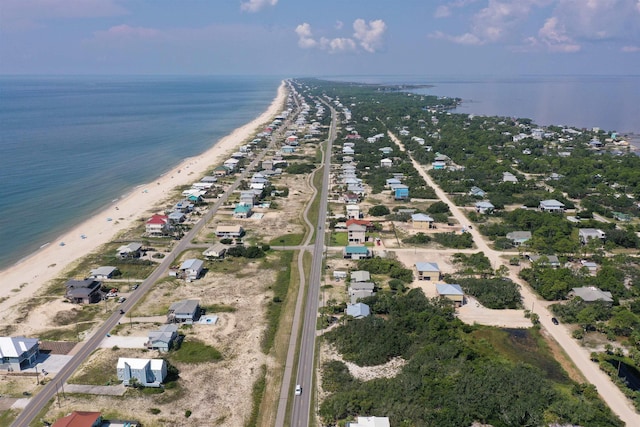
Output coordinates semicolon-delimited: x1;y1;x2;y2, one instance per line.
380;158;393;168
146;214;171;236
432;161;446;170
167;299;201;324
379;147;393;155
342;146;355;155
0;337;39;371
343;246;372;260
52;411;102;427
233;204;252;219
348;282;375;303
394;185;409;200
436;284;465;307
411;213;434;229
469;186;486;198
527;255;561;268
223;158;240;170
475;201;495;214
262;159;273;170
213;165;230;177
168;211;186;224
506;231;532;246
415;262;439;282
347;223;367;244
65;279;102;304
503;172;519;183
346;303;370;319
351;270;371;283
174;200;194;213
117;242;142;259
579;228;606;245
146;324;179;352
215;225;244;238
539;199;565;213
385;178;402;187
346;204;360;219
346;219;374;231
343;192;360;204
88;266;118;280
117;357;167;387
203;243;227;260
179;259;204;282
281;145;295;154
568;286;613;304
580;260;599;275
240;191;256;206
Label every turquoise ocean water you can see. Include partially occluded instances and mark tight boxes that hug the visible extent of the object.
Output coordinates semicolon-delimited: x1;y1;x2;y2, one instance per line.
0;76;282;270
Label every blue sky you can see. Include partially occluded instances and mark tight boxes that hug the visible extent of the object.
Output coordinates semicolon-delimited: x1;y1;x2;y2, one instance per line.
2;0;639;75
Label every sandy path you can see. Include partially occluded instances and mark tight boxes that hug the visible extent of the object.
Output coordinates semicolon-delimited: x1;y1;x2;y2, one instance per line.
388;130;640;425
0;82;287;322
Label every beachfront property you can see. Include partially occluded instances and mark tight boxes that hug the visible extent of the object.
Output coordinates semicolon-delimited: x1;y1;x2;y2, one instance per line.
475;201;495;214
213;165;231;176
167;299;201;324
215;225;244;238
146;324;179;352
539;199;565;213
579;228;606;245
415;262;440;282
88;266;118;280
411;213;435;229
347;223;367;244
168;211;186;224
179;258;204;281
0;336;39;372
346;302;371;319
146;214;171;236
51;411;103;427
116;242;142;259
117;357;167;387
436;284;465;307
506;231;532;246
65;279;102;304
203;243;227;259
343;246;372;260
223;158;240;170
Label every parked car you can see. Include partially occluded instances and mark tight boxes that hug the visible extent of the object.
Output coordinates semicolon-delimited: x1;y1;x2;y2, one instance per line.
118;297;126;304
551;317;559;325
131;284;139;290
295;384;302;396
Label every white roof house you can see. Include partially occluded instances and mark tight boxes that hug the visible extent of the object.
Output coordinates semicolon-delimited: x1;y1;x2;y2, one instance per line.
569;286;613;303
539;199;565;213
503;172;519;183
0;337;39;371
117;357;167;387
380;158;393;168
475;201;495;214
346;303;371;319
179;259;204;281
203;243;227;259
415;262;440;281
89;266;118;280
351;270;371;282
579;228;606;244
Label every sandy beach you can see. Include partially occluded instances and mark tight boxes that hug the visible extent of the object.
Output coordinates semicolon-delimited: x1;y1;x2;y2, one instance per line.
0;81;287;322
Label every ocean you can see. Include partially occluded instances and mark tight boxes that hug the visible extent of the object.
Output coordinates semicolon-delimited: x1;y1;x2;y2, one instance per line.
0;76;282;270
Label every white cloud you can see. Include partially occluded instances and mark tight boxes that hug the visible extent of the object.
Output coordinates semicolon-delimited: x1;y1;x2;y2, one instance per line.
536;16;581;52
294;18;386;54
335;20;344;30
622;45;640;52
295;23;317;48
429;30;484;45
434;0;482;18
240;0;278;13
93;24;161;41
434;5;452;18
353;19;386;53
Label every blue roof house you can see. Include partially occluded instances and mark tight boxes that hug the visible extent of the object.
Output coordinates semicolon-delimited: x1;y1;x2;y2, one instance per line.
343;246;372;260
394;186;409;200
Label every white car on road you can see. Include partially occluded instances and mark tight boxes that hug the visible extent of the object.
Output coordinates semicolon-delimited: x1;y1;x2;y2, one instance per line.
295;384;302;396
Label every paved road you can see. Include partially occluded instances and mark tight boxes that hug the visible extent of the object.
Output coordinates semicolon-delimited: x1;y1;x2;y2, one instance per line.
388;130;640;426
11;87;294;427
274;96;336;427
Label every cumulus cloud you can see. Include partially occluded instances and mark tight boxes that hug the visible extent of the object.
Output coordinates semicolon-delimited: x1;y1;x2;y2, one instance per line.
429;30;483;45
536;16;581;52
434;0;481;18
240;0;278;13
294;18;386;54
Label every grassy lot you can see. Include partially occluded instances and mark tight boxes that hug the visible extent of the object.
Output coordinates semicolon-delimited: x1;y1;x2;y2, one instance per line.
246;364;267;427
329;232;348;247
201;303;237;313
170;339;222;364
465;326;570;384
52;304;104;326
261;251;294;353
269;233;305;247
68;349;121;385
39;322;95;342
0;410;18;427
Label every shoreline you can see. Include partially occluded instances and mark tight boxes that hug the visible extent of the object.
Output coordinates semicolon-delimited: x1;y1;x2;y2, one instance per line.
0;81;287;321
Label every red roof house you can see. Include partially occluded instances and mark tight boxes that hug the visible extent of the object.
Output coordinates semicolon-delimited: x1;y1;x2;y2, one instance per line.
52;411;102;427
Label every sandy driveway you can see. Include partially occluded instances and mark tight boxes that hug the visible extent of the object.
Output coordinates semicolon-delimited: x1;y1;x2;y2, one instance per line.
388;130;640;425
